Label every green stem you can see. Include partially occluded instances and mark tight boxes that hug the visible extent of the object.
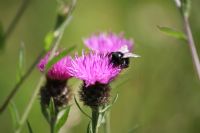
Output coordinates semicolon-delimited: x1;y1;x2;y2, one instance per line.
0;0;77;114
50;114;57;133
5;0;30;40
92;107;100;133
15;76;45;133
183;16;200;80
15;10;73;133
0;50;45;114
104;111;111;133
174;0;200;80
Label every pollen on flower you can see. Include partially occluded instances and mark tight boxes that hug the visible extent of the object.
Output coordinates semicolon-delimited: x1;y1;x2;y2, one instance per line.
83;32;133;53
68;52;122;86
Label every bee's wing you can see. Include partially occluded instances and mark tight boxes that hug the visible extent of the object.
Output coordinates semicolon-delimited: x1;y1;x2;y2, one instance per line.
123;53;140;58
118;45;129;53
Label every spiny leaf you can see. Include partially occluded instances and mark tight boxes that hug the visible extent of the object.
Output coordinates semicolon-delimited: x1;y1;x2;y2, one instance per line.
54;106;71;133
26;120;33;133
9;101;20;130
157;26;187;41
74;96;91;119
45;45;76;72
44;31;54;51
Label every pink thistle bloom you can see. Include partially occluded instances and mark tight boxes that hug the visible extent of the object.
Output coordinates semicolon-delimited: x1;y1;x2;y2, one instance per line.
84;32;133;53
38;51;72;80
68;52;121;86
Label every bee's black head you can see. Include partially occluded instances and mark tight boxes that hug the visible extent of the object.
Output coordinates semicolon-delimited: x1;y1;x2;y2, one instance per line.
110;52;129;69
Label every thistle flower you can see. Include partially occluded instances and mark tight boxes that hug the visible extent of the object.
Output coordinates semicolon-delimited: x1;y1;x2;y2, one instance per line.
69;52;121;87
37;50;72;109
83;32;133;53
68;52;121;108
38;51;72;80
83;32;137;70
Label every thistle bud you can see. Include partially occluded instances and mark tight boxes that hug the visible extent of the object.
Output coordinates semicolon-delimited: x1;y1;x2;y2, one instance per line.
80;82;111;108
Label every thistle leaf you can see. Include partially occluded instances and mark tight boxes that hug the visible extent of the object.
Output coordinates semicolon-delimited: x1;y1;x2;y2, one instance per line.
54;106;71;133
157;26;187;41
97;112;104;128
74;96;91;119
97;94;119;128
44;31;54;51
87;122;93;133
49;98;56;117
45;45;76;72
41;103;50;123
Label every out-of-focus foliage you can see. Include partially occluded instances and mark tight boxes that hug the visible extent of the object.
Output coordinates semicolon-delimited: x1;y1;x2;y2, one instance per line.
157;26;187;41
0;0;200;133
0;22;5;49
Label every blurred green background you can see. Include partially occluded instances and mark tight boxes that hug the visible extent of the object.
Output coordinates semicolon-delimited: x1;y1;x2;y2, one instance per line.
0;0;200;133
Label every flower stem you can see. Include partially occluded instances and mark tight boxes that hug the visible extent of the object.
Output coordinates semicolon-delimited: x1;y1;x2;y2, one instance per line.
183;16;200;80
14;6;74;132
50;113;57;133
5;0;30;40
0;50;45;114
92;107;100;133
15;76;45;133
104;111;111;133
0;0;76;114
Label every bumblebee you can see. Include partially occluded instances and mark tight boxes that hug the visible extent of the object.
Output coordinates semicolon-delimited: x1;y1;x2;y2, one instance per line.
109;46;140;69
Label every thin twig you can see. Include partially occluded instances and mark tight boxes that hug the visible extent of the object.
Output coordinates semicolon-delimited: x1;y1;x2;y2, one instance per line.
0;50;45;113
183;16;200;80
5;0;31;40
